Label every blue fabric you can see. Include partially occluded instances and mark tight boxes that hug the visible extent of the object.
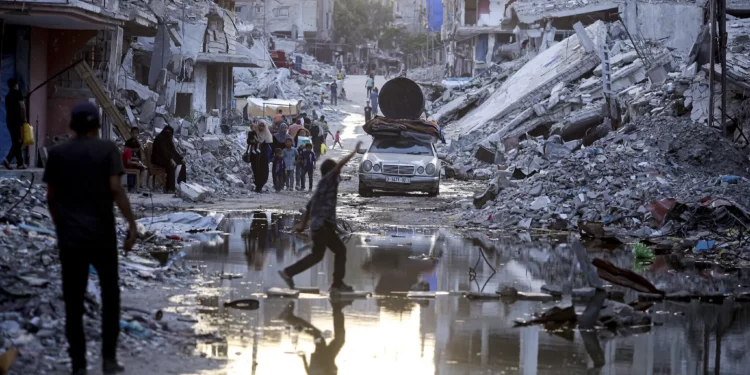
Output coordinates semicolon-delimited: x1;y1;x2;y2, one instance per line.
0;56;16;162
475;34;489;62
370;91;378;113
426;0;443;32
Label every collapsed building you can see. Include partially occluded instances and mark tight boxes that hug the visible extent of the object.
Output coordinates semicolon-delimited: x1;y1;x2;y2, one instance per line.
430;1;750;237
441;0;704;77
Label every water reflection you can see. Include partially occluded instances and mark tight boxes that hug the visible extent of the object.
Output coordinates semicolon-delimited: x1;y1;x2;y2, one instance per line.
181;213;750;375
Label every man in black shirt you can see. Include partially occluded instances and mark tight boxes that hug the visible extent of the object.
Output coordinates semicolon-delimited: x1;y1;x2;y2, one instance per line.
3;78;27;169
44;102;137;375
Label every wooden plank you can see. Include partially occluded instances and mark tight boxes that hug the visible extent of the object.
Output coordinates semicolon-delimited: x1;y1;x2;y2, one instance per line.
74;61;130;140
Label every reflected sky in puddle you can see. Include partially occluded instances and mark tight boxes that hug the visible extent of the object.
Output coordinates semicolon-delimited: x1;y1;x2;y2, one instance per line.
179;212;750;375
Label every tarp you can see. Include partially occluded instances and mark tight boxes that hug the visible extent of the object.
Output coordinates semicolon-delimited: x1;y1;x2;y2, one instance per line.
137;212;225;236
244;98;301;117
427;0;443;32
0;55;16;162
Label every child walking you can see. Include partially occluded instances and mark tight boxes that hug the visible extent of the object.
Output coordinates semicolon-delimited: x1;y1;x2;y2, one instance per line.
299;143;316;191
272;148;285;192
278;142;363;293
282;139;298;191
332;131;344;149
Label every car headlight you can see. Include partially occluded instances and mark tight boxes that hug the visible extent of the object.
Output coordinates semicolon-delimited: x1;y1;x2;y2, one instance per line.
373;163;381;172
426;163;436;175
363;160;372;171
417;166;425;174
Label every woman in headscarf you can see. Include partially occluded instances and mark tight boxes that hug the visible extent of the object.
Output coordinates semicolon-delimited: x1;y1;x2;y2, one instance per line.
249;121;273;192
273;123;292;151
151;125;186;192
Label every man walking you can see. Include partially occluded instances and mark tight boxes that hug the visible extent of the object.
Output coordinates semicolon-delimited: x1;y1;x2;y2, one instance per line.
44;102;137;375
278;142;363;293
370;87;379;116
330;81;338;106
366;73;374;97
3;78;27;170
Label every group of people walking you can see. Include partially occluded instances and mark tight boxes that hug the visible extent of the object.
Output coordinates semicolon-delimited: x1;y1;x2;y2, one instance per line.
247;109;341;193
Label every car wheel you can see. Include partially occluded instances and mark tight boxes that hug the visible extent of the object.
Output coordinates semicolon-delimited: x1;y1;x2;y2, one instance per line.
427;186;439;197
359;183;373;197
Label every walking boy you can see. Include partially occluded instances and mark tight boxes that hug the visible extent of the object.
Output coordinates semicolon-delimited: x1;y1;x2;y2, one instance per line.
282;139;298;191
299;143;316;191
272;148;285;192
332;131;344;149
278;142;363;293
44;102;137;375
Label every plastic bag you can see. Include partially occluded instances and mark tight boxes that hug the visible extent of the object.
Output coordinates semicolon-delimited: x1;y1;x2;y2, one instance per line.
22;123;34;146
321;143;327;155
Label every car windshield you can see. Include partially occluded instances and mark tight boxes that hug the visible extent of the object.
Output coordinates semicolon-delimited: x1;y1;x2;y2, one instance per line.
369;138;434;156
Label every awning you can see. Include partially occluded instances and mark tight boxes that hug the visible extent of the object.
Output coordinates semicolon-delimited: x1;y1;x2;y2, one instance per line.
0;1;125;30
196;53;261;68
241;98;301;117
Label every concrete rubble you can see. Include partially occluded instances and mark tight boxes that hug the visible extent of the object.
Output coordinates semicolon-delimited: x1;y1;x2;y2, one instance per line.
428;13;750;249
0;177;218;374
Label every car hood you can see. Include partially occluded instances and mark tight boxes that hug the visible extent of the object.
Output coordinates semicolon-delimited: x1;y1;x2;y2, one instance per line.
364;152;437;164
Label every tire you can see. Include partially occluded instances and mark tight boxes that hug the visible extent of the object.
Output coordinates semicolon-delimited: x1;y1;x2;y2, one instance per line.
427;185;439;197
359;182;373;197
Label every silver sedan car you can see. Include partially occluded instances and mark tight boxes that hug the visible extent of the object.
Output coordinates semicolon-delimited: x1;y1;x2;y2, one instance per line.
358;137;441;197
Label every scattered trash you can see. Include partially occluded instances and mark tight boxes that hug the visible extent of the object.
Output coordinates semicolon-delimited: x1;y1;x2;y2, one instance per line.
119;320;151;340
223;299;260;310
694;240;716;252
266;287;300;298
592;258;664;295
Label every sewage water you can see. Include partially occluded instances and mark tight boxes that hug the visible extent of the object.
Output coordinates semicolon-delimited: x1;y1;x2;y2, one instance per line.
177;212;750;375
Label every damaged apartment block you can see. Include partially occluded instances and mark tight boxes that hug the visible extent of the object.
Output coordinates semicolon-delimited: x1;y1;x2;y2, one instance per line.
0;0;159;166
121;0;264;134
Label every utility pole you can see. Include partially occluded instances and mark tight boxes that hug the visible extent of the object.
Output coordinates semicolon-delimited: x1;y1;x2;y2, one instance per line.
708;0;729;137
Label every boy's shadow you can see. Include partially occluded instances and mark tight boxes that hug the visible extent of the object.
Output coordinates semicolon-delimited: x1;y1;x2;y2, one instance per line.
279;300;351;375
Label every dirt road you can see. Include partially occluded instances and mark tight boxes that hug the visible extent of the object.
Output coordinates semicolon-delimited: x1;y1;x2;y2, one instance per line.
190;74;479;227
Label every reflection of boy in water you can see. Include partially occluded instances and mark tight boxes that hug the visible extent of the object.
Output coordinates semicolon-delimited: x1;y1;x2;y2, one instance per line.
280;301;348;375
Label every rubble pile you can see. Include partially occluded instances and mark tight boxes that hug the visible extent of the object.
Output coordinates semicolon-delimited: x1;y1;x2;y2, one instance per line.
451;116;750;236
0;178;208;374
176;129;252;199
407;66;442;83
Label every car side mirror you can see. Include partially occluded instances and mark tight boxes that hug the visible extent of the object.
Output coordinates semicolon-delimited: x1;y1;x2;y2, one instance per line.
437;152;447;160
357;149;366;155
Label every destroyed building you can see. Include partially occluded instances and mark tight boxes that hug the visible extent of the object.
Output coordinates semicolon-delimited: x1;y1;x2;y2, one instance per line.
428;0;750;235
123;0;269;131
0;0;158;166
235;0;334;45
441;0;704;76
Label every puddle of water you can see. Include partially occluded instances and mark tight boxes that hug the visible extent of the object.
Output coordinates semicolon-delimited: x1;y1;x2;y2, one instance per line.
178;212;750;375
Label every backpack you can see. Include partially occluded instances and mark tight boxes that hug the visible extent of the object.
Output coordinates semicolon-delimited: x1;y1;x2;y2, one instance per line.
311;124;323;138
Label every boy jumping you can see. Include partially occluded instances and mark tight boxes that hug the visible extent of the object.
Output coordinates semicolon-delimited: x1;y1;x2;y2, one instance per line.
279;141;363;293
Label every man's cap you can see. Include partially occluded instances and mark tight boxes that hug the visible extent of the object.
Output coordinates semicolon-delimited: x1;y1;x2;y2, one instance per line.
71;102;99;121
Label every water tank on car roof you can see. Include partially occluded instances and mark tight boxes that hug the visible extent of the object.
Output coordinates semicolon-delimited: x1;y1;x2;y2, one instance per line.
378;77;424;120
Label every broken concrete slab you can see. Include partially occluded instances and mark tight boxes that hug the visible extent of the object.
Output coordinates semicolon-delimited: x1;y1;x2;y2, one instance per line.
177;182;212;202
138;99;157;124
449;21;606;138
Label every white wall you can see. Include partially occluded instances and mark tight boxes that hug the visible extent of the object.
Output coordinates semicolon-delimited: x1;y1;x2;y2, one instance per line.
636;3;702;56
477;0;509;27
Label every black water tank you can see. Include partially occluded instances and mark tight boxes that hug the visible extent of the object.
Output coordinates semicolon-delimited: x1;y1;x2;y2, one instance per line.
378;77;424;120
